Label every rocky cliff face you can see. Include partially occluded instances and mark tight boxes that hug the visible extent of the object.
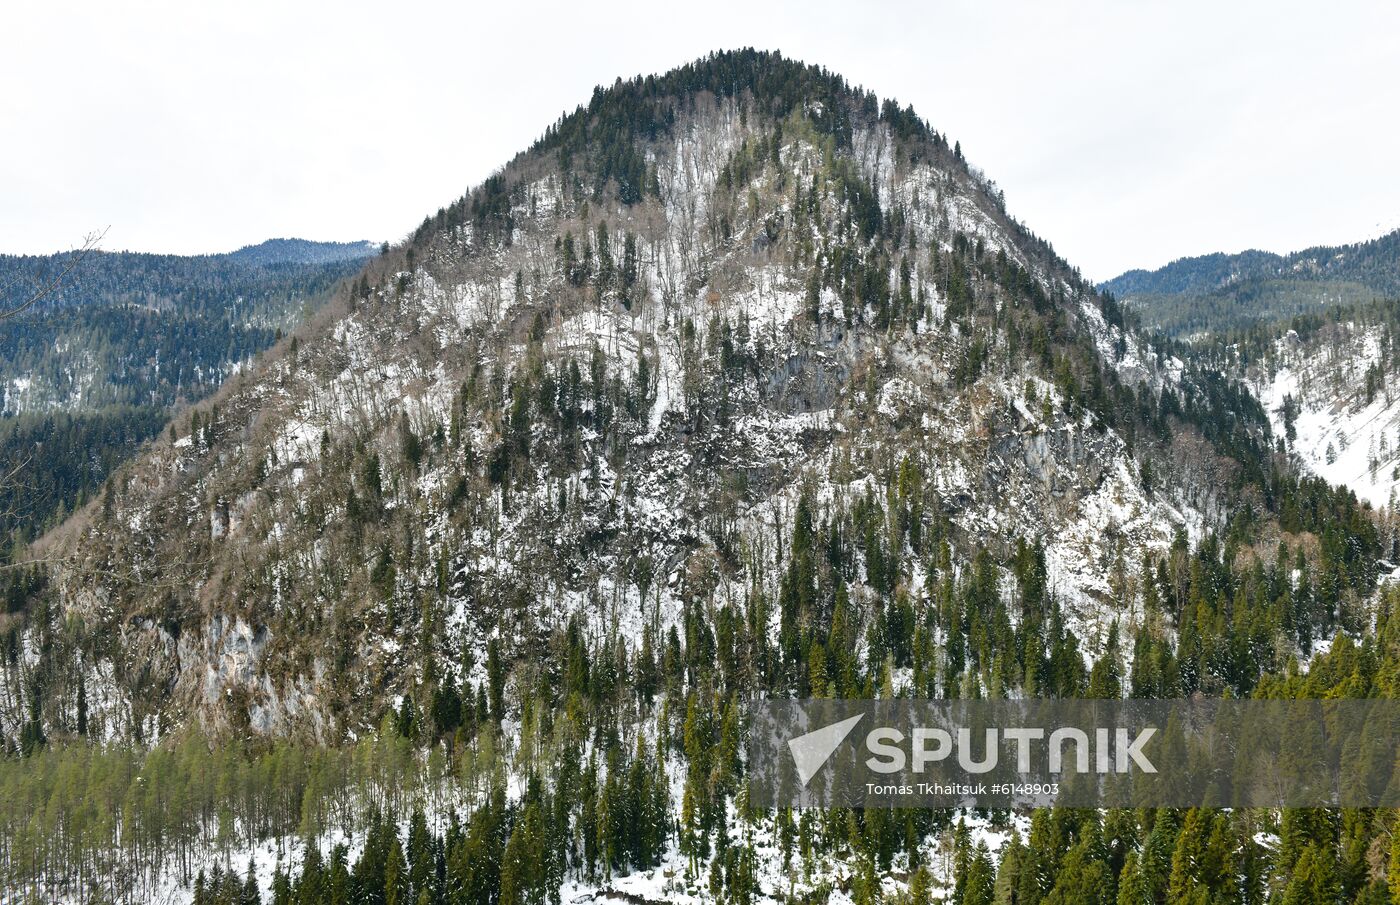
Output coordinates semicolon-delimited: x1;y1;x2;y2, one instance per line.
3;53;1269;744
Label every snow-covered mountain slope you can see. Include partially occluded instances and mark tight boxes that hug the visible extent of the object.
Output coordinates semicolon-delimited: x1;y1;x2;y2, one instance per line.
4;53;1285;744
1246;320;1400;508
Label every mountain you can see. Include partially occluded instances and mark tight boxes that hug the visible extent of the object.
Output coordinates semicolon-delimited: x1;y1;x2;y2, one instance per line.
0;239;376;554
1103;227;1400;336
226;238;382;267
0;50;1388;904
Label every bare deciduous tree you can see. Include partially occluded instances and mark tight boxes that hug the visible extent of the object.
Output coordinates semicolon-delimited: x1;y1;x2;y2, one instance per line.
0;227;106;322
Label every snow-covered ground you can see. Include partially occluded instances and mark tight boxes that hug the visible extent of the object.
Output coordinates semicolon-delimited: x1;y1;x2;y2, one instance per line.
1255;326;1400;508
126;763;1030;905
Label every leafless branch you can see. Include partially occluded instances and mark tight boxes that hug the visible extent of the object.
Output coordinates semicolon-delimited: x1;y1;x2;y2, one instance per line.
0;227;108;321
0;454;30;516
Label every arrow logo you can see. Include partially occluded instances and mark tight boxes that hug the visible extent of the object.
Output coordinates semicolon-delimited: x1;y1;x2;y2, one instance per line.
788;713;865;786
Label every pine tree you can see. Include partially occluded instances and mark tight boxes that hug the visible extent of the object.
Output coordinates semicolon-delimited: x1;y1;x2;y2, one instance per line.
1088;622;1123;699
1116;851;1148;905
240;859;261;905
1283;844;1339;905
962;842;996;905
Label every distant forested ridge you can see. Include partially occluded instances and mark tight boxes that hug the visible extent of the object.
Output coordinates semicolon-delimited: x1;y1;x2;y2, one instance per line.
1103;227;1400;336
0;238;375;554
226;238;381;267
0;240;375;411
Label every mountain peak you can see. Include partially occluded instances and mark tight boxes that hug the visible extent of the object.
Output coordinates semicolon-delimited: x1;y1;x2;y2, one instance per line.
559;49;946;176
10;53;1360;759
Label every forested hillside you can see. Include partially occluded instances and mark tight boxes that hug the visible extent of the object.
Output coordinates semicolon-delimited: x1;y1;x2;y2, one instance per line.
226;239;381;268
1103;227;1400;336
0;239;374;553
0;241;376;412
0;50;1393;905
1189;295;1400;512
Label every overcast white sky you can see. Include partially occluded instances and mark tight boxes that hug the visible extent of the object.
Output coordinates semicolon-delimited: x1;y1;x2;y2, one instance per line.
5;1;1398;280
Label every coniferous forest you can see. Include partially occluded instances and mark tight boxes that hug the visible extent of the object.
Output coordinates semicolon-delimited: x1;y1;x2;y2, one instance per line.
0;240;373;557
1101;229;1400;337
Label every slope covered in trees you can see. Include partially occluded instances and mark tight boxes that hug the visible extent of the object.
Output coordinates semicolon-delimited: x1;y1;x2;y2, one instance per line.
0;239;375;558
1181;295;1400;510
225;239;380;267
0;240;375;413
5;536;1398;902
1103;227;1400;336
